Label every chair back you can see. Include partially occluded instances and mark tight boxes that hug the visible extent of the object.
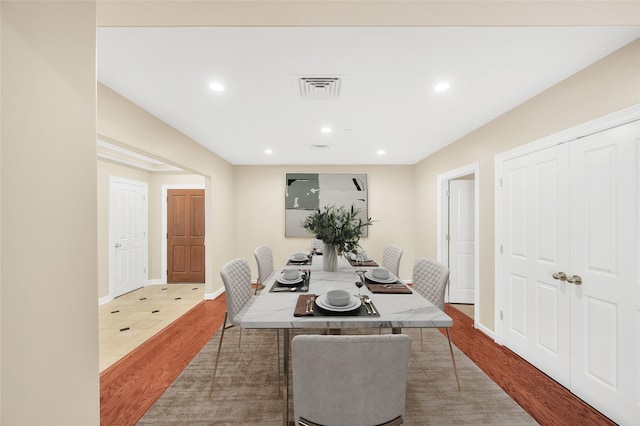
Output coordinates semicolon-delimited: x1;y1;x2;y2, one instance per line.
292;334;411;426
253;245;274;285
382;245;403;277
220;258;253;325
412;258;449;311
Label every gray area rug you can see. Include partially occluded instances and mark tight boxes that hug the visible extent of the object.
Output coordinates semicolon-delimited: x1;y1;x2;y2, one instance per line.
138;327;537;425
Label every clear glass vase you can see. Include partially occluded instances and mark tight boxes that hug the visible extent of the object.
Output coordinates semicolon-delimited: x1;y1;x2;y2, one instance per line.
323;243;338;272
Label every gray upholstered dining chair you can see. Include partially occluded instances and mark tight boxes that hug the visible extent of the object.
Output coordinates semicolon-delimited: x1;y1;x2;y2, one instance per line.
209;258;280;397
253;244;275;294
412;257;461;391
292;334;411;426
382;244;403;277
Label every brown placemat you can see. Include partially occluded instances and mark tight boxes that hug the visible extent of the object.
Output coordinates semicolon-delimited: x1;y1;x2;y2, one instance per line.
365;283;412;294
293;294;317;316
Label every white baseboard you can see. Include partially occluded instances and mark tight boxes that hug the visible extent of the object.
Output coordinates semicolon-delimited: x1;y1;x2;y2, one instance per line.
147;279;165;285
98;295;113;305
205;287;225;300
476;322;495;340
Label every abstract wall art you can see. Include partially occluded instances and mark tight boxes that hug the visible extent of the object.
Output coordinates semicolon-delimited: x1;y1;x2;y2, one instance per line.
285;172;368;237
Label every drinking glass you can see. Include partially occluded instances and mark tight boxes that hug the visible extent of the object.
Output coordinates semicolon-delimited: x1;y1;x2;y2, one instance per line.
355;273;364;296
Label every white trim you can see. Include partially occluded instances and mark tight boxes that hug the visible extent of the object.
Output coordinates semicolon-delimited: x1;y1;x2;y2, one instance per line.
437;162;480;328
205;287;225;300
161;184;206;284
477;323;494;340
493;103;640;344
98;295;113;305
147;278;165;285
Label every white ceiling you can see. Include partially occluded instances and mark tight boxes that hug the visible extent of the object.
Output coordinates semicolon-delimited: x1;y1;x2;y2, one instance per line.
97;26;639;166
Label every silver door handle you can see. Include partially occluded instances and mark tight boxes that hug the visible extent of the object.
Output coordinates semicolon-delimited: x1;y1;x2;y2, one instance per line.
567;275;582;285
114;242;122;248
552;272;567;281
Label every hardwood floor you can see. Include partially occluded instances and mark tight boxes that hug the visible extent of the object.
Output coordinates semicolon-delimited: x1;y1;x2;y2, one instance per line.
100;299;614;426
100;296;226;426
444;305;615;426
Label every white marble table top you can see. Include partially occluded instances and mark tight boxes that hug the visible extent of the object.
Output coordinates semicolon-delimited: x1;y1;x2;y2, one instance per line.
241;255;453;329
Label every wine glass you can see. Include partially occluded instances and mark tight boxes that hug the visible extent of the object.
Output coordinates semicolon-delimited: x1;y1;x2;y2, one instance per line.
355;273;364;296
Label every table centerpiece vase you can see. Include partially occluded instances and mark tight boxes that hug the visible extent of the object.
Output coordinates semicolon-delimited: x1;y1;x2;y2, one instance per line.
301;205;373;272
323;243;338;272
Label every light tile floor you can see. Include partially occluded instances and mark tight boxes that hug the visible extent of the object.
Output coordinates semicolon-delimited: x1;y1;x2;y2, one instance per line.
99;284;205;372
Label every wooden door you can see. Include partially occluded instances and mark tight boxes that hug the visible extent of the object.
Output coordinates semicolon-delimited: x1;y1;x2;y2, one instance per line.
167;189;205;283
448;179;475;304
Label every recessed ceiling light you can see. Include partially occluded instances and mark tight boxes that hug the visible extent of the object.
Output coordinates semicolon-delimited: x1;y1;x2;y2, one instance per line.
320;127;332;134
264;148;273;154
209;82;225;92
434;82;450;92
377;150;386;155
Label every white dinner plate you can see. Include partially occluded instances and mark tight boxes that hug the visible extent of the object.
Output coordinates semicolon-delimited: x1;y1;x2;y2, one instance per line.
289;252;309;262
364;270;398;284
315;294;361;312
276;272;304;286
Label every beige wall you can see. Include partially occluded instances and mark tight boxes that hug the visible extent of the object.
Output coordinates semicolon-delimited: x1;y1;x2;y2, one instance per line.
235;165;416;280
1;2;99;424
414;39;640;330
98;84;235;296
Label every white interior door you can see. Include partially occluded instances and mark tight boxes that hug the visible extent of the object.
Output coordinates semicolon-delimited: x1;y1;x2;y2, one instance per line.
501;143;572;386
500;119;639;424
448;180;475;304
568;121;639;424
110;177;148;297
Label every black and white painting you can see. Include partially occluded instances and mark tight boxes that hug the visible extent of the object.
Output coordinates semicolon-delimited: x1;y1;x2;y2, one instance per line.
285;172;368;237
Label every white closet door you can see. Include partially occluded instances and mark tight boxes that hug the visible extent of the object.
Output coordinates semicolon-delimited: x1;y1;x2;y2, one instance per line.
448;180;475;304
501;143;572;387
110;177;148;298
568;121;639;425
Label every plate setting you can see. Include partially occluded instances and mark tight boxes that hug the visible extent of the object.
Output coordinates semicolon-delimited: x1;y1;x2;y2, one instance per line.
364;270;398;284
315;294;361;312
276;271;304;286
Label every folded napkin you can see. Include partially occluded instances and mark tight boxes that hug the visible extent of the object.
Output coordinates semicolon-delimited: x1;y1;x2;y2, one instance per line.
365;283;412;294
293;294;317;316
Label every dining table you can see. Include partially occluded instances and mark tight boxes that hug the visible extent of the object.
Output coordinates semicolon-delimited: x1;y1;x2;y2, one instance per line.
240;252;453;426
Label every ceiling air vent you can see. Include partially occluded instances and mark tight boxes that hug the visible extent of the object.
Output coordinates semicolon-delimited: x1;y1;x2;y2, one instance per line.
299;77;341;99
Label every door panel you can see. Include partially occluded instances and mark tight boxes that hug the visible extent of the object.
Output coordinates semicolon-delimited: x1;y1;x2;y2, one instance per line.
167;189;205;283
110;177;147;297
448;180;475;303
569;121;639;424
502;144;571;387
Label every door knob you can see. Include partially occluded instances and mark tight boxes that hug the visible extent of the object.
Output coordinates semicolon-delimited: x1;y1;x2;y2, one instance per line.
552;272;567;281
115;242;122;248
567;275;582;285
